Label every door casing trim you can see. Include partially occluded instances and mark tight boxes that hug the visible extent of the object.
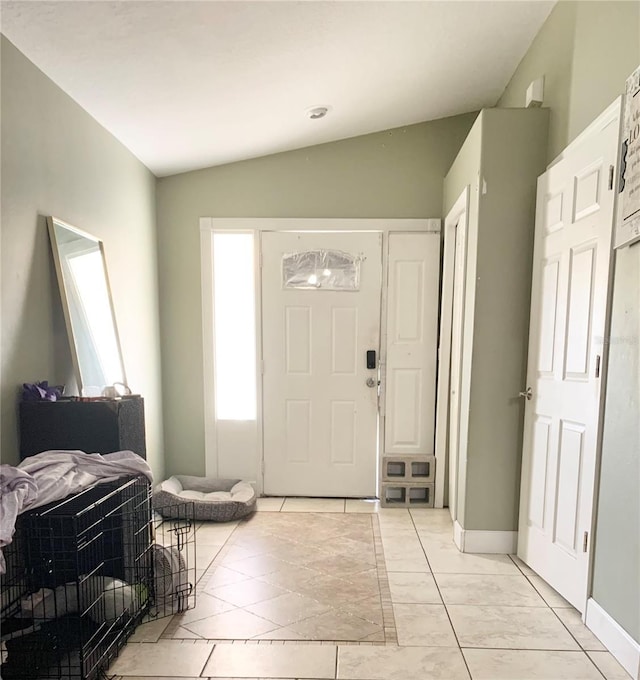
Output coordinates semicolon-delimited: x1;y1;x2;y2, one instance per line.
435;188;470;512
200;218;439;495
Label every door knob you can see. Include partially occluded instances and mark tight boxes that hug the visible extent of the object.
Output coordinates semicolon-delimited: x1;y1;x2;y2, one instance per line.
366;377;377;388
519;387;533;400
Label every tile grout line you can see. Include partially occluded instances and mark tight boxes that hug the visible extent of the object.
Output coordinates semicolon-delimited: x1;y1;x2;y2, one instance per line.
547;601;606;657
584;650;615;680
371;513;398;645
408;509;473;680
508;554;574;610
199;639;216;678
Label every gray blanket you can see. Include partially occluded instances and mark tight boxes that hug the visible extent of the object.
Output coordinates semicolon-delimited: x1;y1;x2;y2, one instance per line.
0;450;153;574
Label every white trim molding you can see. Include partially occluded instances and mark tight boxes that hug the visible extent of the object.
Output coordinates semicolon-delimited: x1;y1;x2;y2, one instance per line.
199;217;440;493
200;217;441;233
435;186;470;512
585;598;640;680
453;521;518;554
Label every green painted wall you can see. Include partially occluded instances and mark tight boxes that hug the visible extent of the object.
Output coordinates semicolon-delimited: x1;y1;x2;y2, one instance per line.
498;0;640;642
498;1;576;162
592;244;640;643
156;113;477;476
499;1;639;164
443;109;549;533
0;37;165;478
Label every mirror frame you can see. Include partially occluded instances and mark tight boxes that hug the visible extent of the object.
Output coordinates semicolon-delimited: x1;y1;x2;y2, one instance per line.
47;216;127;394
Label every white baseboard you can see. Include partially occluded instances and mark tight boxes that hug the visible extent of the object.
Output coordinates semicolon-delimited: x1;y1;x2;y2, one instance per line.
453;521;518;554
453;520;464;550
586;598;640;680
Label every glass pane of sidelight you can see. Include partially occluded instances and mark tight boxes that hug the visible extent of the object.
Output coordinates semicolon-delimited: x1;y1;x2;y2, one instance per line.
213;233;256;420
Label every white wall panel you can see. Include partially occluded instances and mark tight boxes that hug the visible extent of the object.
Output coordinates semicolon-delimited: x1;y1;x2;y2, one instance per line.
384;233;440;454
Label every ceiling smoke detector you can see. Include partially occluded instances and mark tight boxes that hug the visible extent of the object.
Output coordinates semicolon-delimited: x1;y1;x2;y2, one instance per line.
307;106;330;120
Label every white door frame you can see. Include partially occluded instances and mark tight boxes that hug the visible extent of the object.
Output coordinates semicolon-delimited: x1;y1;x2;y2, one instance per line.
434;188;469;512
517;97;622;614
200;218;439;495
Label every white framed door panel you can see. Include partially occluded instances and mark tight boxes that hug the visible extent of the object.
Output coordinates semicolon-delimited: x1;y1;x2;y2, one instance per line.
261;230;382;497
518;100;621;612
384;232;440;455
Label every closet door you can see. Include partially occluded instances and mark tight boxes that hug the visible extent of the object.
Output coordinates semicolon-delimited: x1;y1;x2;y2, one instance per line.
384;232;440;457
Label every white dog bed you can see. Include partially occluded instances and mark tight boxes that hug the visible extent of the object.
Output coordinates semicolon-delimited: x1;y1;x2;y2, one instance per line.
153;476;257;521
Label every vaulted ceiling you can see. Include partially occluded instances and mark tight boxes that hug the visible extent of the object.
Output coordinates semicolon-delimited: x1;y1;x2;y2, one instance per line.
1;1;555;176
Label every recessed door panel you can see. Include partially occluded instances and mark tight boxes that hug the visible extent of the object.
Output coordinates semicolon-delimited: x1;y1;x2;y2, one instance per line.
545;192;564;234
331;401;356;464
564;243;596;380
394;261;424;342
286;307;311;375
388;368;422;447
573;164;601;222
538;258;560;375
528;415;552;530
286;400;310;463
553;421;585;554
332;307;358;375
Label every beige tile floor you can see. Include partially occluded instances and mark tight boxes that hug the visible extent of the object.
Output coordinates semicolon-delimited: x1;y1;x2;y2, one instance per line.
112;501;632;680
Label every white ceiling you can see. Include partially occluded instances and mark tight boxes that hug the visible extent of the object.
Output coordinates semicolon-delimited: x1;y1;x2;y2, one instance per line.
1;1;555;177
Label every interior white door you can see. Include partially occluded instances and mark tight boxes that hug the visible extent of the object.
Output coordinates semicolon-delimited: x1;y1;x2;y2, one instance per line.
518;106;620;611
262;231;382;497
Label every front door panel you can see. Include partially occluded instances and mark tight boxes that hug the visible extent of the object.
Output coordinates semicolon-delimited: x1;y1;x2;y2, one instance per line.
262;231;382;497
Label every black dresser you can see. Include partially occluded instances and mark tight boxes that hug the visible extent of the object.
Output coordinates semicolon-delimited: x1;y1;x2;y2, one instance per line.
19;396;146;460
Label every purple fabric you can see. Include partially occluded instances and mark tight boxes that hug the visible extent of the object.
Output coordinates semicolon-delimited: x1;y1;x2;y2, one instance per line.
22;381;63;401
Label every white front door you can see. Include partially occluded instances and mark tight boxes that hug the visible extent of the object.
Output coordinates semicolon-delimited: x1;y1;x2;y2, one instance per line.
261;231;382;497
518;103;620;611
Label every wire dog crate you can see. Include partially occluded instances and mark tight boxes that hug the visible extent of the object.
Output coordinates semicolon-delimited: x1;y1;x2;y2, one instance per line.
1;476;196;680
148;503;196;620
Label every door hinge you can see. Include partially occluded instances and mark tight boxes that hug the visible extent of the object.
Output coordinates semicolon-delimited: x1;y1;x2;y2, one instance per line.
608;165;614;191
260;360;265;374
583;531;589;553
261;460;265;475
595;354;601;378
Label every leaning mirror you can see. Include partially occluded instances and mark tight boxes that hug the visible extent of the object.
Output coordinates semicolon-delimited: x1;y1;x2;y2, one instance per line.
47;216;127;395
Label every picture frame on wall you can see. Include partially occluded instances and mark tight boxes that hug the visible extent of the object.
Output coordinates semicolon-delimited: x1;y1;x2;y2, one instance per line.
615;64;640;249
